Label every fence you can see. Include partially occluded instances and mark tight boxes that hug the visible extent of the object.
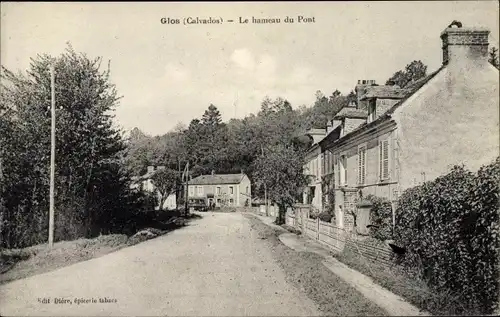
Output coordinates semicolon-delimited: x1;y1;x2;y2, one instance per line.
282;204;393;266
257;204;279;217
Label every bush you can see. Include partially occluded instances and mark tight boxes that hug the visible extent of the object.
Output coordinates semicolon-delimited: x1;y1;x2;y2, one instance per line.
364;195;393;241
394;157;500;315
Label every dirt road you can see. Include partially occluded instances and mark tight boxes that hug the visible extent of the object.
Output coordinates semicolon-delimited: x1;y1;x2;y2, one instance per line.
0;212;320;316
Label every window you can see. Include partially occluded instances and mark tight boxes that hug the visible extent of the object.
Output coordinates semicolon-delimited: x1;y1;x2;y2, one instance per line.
229;198;234;205
189;186;194;196
216;186;221;195
335;154;340;185
229;186;234;195
368;100;377;123
217;198;221;204
246;186;249;194
339;155;347;186
197;186;203;195
379;140;390;180
358;146;366;185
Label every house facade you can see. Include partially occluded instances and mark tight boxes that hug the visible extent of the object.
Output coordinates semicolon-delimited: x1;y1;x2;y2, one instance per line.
315;23;498;230
302;140;323;211
130;165;177;210
187;172;252;208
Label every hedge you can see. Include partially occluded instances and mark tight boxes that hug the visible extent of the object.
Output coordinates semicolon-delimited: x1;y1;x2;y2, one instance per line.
394;157;500;315
365;194;393;241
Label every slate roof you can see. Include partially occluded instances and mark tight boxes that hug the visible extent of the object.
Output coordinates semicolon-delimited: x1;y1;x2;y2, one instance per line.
332;67;444;144
360;85;406;100
189;173;246;185
385;67;444;116
333;107;368;119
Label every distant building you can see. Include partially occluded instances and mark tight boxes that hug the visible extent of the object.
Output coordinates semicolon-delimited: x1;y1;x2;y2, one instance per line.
131;165;177;210
187;171;252;208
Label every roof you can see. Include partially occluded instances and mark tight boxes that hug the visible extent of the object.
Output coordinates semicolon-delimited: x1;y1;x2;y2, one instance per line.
332;67;444;145
334;107;368;119
189;173;246;185
360;85;406;100
131;171;155;183
385;67;444;116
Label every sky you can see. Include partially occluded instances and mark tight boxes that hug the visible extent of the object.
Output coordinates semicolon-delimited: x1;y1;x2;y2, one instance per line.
1;1;499;136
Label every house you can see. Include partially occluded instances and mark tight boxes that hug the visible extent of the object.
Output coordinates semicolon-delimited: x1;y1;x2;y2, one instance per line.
302;128;327;211
187;171;252;207
318;23;498;230
130;165;177;210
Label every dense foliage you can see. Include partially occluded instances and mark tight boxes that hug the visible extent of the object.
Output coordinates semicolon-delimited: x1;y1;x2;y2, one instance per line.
394;158;500;314
0;46;143;248
364;195;393;241
253;144;309;224
489;47;499;69
122;93;353;184
385;60;427;88
150;168;180;210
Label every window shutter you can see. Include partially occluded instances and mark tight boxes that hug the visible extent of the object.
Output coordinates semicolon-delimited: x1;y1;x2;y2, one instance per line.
343;156;348;185
383;140;389;179
358;146;366;184
358;150;361;184
380;140;389;180
362;148;366;184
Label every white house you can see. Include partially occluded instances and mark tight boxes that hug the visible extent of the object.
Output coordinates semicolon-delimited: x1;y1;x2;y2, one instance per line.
130;165;177;210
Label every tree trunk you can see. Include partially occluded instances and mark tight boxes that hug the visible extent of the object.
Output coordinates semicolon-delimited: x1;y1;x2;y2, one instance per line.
276;203;286;225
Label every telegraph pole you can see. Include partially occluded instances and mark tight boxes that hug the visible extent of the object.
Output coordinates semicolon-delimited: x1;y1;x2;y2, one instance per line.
184;162;189;216
49;64;56;248
261;146;268;216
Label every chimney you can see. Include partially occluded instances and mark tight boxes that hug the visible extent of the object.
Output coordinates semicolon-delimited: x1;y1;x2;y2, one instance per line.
147;166;155;173
440;22;490;66
326;120;333;134
355;80;376;110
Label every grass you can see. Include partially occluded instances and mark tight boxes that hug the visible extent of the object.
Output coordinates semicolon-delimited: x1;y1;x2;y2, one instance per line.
334;245;486;316
278;219;495;316
0;213;202;285
245;213;387;316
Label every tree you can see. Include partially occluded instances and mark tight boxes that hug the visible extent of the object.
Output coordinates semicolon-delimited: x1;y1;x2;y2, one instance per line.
150;168;179;210
0;44;136;247
253;144;308;224
489;47;499;69
301;90;348;129
201;104;222;126
129;127;147;142
386;60;427;88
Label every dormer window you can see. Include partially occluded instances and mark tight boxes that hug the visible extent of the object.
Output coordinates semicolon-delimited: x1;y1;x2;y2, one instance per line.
368;100;377;123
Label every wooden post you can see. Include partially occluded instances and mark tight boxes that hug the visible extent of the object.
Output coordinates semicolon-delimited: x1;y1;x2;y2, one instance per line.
184;162;189;216
317;217;320;240
49;64;56;248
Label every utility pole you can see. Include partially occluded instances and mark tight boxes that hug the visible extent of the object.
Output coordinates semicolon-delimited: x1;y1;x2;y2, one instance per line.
49;64;56;248
261;146;268;216
184;162;189;216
